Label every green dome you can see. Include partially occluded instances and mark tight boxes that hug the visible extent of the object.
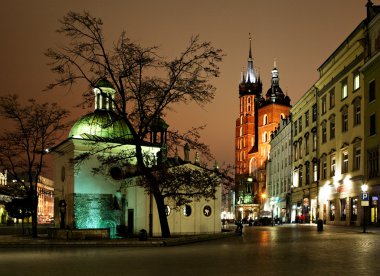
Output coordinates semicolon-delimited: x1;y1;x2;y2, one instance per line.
69;110;133;140
96;79;115;89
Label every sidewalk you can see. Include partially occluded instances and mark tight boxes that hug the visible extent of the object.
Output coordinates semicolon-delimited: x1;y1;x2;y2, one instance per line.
0;230;238;248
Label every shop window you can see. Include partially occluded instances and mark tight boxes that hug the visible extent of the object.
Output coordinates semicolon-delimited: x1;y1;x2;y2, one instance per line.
329;201;335;221
340;198;346;221
351;198;358;221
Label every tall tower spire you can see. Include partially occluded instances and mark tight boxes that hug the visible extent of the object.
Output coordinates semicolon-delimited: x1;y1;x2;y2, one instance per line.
246;33;257;83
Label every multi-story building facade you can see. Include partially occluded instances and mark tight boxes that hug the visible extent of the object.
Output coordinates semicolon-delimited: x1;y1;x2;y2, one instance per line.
290;86;319;223
314;12;368;226
361;2;380;226
235;38;291;220
268;115;292;222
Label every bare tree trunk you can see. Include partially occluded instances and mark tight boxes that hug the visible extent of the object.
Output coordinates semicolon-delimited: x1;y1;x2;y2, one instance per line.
31;190;38;238
153;190;171;238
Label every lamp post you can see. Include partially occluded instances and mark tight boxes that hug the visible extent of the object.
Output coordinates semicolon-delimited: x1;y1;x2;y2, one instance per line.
361;184;369;233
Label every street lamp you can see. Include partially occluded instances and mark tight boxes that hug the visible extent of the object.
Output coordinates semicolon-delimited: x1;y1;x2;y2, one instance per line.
361;184;369;233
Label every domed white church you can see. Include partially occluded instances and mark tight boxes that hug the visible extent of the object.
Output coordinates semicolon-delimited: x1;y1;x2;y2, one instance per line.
51;80;221;238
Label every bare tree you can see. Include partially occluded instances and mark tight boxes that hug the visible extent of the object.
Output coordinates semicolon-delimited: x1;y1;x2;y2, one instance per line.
0;95;70;238
45;11;224;238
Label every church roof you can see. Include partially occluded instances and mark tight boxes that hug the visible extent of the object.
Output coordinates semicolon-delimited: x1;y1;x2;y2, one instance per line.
69;109;133;141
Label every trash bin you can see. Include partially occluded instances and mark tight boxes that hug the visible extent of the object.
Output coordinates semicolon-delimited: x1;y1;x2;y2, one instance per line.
138;229;148;241
317;219;323;232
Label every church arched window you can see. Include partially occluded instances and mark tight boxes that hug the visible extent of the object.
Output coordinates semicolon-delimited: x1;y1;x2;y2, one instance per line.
280;113;285;120
263;114;268;125
262;131;268;143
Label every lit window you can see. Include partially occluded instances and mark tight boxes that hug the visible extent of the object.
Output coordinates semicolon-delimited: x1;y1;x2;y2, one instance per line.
353;73;360;91
183;205;192;217
341;79;348;99
262;132;268;143
263;114;268;125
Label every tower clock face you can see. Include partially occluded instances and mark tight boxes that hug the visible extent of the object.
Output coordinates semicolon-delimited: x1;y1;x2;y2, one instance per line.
61;166;66;182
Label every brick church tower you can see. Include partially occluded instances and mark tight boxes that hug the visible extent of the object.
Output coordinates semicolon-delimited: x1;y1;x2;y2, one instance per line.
235;37;291;220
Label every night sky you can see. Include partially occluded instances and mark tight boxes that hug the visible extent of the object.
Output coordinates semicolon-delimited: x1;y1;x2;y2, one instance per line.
0;0;372;171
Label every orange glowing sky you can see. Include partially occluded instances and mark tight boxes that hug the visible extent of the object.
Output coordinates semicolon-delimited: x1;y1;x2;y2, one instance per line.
0;0;373;169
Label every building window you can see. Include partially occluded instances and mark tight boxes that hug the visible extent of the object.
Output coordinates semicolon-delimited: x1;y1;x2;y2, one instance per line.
331;155;336;177
312;132;317;151
322;159;327;179
340;198;347;221
330;115;335;139
322;122;327;143
330;201;335;221
183;205;192;217
341;79;348;99
203;206;212;217
294;142;298;161
298;167;303;187
341;107;348;132
262;132;268;143
313;162;318;182
368;149;379;179
353;72;360;91
329;88;335;109
342;151;349;174
312;104;317;122
305;134;310;155
263;114;268;125
305;162;310;185
353;100;361;126
321;96;327;115
370;114;376;136
369;80;376;102
305;111;309;127
294;119;298;136
353;146;361;171
299;117;302;132
298;140;303;159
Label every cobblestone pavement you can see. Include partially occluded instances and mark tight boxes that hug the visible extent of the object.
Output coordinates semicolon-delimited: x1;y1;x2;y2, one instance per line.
0;224;379;276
